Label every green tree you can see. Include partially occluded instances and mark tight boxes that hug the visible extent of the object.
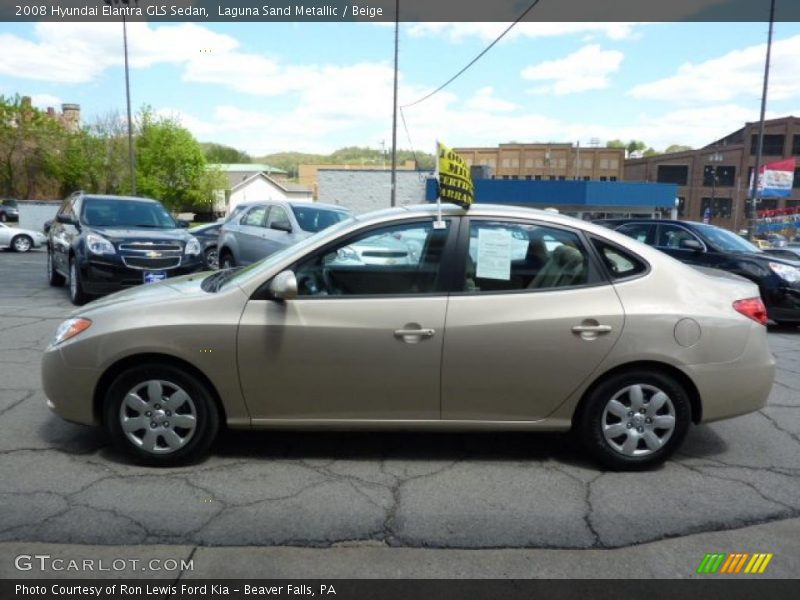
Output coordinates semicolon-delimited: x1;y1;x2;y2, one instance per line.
643;147;659;157
0;94;63;198
626;140;648;156
135;108;209;211
606;139;626;149
664;144;693;153
202;142;251;164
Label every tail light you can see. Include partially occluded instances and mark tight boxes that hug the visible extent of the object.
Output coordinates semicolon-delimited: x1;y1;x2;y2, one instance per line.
733;297;768;326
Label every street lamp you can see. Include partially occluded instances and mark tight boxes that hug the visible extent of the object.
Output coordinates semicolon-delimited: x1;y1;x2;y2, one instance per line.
105;0;137;195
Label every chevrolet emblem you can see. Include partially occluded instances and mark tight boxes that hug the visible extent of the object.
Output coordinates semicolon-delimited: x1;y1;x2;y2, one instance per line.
145;251;162;258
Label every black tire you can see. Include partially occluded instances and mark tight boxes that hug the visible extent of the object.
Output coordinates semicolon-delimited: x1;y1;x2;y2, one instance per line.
576;369;691;471
47;248;66;287
219;249;235;269
104;363;219;467
204;245;219;270
0;212;6;222
11;235;32;253
68;255;90;306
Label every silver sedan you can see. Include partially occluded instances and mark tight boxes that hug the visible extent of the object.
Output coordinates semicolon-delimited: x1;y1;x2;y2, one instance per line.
42;204;775;470
0;222;47;252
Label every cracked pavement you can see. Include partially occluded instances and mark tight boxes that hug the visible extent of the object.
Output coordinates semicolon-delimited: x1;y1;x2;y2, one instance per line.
1;249;799;550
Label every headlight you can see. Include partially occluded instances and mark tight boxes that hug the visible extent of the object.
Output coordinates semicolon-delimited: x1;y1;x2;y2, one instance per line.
769;262;800;283
86;233;115;255
51;318;92;346
185;237;201;256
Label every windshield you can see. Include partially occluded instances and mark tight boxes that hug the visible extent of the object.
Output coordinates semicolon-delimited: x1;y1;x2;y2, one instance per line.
207;215;357;291
2;199;18;207
81;197;178;229
694;223;761;253
291;206;350;233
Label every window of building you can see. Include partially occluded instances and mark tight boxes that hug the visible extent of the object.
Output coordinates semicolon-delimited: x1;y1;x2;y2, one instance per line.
583;159;592;169
599;159;609;169
750;134;785;156
511;175;519;180
534;159;544;168
558;176;566;181
609;159;619;170
558;158;567;168
511;158;519;168
502;175;509;180
792;135;800;156
787;199;800;209
610;176;618;182
794;167;800;189
757;198;778;211
548;176;556;181
502;158;510;168
703;165;736;187
583;176;591;181
656;165;689;186
534;175;542;181
525;159;534;168
700;197;733;219
600;176;607;182
525;175;532;180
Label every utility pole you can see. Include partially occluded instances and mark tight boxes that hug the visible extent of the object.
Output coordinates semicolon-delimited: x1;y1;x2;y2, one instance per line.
389;0;399;207
123;11;136;195
749;0;776;228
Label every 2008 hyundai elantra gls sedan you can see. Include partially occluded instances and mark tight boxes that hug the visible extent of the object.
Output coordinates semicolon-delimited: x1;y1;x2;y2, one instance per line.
42;204;775;469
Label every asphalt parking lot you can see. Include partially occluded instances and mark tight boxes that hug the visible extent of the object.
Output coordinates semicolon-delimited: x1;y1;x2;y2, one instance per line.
2;248;800;551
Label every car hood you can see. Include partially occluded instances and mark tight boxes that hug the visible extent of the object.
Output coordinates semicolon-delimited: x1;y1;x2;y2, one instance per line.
72;271;211;315
737;251;800;267
87;226;192;243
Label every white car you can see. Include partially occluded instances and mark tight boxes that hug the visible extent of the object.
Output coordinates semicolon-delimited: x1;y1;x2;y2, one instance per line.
0;222;47;252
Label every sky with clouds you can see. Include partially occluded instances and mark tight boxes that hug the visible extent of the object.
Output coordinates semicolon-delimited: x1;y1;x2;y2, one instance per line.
2;20;800;156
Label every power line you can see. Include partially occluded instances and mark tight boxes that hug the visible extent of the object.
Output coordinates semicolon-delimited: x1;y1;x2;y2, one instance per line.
400;0;544;109
399;106;418;165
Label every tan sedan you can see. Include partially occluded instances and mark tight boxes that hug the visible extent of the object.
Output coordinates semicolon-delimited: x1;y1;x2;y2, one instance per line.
42;204;775;469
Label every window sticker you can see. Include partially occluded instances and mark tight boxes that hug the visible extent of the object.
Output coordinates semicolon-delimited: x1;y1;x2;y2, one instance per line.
476;228;512;280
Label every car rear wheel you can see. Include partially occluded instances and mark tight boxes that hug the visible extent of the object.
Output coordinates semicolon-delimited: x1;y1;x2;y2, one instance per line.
204;246;219;270
68;256;89;306
47;249;65;286
577;369;691;470
11;235;32;252
104;364;219;466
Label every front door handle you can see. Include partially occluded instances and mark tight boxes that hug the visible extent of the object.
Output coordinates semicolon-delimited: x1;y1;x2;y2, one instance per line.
394;326;435;344
571;324;612;333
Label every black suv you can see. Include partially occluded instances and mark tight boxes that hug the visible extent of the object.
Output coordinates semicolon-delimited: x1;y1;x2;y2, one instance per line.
47;193;205;305
596;218;800;325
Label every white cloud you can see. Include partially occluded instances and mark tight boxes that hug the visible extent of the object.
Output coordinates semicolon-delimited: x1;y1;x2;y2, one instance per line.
30;94;62;109
463;87;518;112
629;34;800;104
406;22;640;43
521;45;624;95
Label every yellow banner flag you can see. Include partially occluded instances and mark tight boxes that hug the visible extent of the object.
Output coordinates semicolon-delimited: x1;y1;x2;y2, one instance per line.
437;142;474;208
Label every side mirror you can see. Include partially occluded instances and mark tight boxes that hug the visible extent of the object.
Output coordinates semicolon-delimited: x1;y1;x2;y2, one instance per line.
270;221;292;233
680;239;704;252
56;214;77;226
269;270;298;301
177;219;191;228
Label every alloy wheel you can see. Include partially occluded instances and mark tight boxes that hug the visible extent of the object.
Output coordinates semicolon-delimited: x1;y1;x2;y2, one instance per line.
13;236;31;252
601;384;676;457
119;379;198;455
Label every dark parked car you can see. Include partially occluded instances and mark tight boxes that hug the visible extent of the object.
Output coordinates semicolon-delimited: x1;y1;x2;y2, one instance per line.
597;218;800;325
764;246;800;262
218;200;351;268
188;221;223;269
47;193;205;305
0;199;19;222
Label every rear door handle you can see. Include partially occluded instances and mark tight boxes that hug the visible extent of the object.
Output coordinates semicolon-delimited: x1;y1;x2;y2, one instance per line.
394;328;435;338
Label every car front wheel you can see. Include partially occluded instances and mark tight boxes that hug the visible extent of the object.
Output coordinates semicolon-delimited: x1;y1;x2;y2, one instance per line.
104;364;219;466
577;369;691;470
68;256;89;305
219;250;235;269
204;246;219;270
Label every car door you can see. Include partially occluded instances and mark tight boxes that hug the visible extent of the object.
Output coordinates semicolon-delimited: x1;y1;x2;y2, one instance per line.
262;205;305;254
0;224;11;247
655;223;714;267
441;218;625;421
237;205;269;264
51;195;79;274
237;218;456;421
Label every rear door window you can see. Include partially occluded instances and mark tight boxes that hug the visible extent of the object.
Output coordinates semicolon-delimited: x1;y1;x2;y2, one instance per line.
616;223;656;246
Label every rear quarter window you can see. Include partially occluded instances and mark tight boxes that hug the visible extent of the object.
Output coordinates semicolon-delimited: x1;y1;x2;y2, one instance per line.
592;238;648;280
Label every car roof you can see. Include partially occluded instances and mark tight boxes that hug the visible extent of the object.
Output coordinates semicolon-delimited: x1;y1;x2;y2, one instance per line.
81;194;161;204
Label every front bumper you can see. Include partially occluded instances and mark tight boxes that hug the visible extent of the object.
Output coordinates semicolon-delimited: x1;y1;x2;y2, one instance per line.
42;345;101;426
764;281;800;322
79;254;204;295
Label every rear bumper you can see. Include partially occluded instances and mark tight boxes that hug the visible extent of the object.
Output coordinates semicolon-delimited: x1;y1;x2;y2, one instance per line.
684;324;775;423
764;280;800;322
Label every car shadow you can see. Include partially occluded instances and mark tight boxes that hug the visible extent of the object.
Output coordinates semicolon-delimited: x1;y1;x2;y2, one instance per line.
768;323;800;334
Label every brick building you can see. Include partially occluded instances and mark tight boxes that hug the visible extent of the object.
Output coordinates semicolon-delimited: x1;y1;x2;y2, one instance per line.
454;143;625;182
625;116;800;231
